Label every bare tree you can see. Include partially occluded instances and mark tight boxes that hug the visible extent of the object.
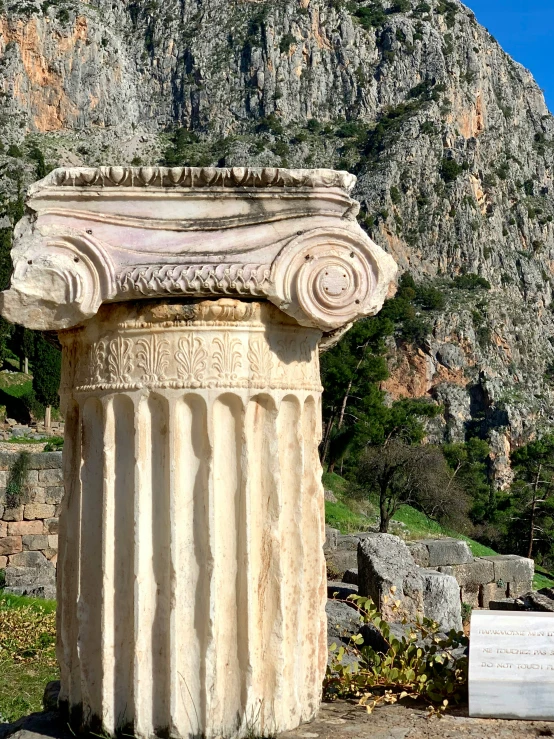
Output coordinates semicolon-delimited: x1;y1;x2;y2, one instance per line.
353;440;471;533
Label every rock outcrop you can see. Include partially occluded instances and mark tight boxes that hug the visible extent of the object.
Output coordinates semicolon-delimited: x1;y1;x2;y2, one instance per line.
2;0;554;477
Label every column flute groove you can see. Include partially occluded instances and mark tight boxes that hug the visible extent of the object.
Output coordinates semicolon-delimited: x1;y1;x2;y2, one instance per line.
2;165;396;739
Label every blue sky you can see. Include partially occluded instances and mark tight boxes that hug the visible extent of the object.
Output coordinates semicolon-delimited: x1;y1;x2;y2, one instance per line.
464;0;554;112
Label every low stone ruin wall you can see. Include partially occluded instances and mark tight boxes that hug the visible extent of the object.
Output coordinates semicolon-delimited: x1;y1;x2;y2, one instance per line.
325;528;534;612
0;451;63;600
407;538;534;607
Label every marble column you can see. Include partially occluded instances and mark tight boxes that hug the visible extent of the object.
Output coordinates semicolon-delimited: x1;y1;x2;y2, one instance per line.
0;166;396;739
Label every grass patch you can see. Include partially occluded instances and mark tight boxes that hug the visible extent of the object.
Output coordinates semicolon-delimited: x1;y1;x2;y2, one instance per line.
325;500;371;534
0;593;57;723
534;565;554;590
322;471;349;497
5;437;44;444
0;376;32;398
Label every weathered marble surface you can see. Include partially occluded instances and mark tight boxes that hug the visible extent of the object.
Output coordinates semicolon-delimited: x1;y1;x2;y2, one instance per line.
0;166;396;333
469;611;554;720
0;167;396;739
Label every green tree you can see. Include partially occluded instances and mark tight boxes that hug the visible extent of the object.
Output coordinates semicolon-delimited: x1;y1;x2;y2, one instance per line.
505;436;554;562
353;440;470;533
32;335;61;428
443;438;493;525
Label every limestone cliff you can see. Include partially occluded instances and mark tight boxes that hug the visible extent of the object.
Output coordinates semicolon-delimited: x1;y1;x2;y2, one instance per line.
2;0;554;484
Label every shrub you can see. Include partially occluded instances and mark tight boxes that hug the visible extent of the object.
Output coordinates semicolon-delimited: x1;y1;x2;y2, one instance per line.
390;186;401;204
452;274;491;290
279;32;296;53
324;593;468;707
6;451;30;509
352;1;386;29
415;286;445;310
6;144;22;158
440;158;463;183
390;0;411;11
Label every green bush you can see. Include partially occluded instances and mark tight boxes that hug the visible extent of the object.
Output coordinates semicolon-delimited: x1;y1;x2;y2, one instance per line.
452;273;491;290
351;1;386;29
390;185;401;204
5;451;30;509
279;32;296;53
325;593;468;707
440;157;464;183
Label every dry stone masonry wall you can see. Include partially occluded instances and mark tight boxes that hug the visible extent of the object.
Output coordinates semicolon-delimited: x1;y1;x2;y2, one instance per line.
0;451;62;600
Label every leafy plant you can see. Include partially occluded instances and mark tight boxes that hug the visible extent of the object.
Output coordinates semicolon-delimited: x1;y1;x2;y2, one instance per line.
324;593;468;707
5;451;30;509
452;273;491;290
43;436;64;452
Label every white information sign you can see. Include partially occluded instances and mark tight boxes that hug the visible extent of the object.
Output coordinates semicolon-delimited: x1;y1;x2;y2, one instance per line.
470;610;554;720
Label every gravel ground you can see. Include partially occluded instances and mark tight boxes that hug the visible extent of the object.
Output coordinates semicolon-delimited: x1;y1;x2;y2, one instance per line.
0;442;47;453
2;699;553;739
282;700;554;739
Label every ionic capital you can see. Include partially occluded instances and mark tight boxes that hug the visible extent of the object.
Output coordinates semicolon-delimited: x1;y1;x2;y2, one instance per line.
0;166;396;333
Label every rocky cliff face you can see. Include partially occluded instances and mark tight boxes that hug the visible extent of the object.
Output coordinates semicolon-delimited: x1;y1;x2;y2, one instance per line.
2;0;554;484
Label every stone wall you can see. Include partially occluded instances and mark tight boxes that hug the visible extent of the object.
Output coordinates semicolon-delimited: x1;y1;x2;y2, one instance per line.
0;451;63;600
325;529;535;611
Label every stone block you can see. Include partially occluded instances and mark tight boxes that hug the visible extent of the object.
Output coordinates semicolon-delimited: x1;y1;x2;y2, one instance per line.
0;536;22;556
407;541;430;567
3;506;23;522
44;517;59;534
524;592;554;612
342;568;358;585
508;580;533;598
481;555;534;584
8;520;44;536
43;548;57;561
460;584;480;608
38;468;63;485
326;600;362;645
488;598;527;611
48;534;58;549
24;503;56;520
358;533;423;622
44;486;64;504
326;549;358;579
0;556;6;569
9;550;51;568
26;485;46;503
482;581;508;607
0;470;8;487
421;569;462;632
0;504;3;519
324;526;339;552
418;538;473;567
26;470;39;485
438;558;495;587
5;584;56;600
327;581;358;601
0;520;7;538
22;534;50;551
336;534;361;551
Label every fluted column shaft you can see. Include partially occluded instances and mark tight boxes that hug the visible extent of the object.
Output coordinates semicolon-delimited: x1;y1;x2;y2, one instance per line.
56;298;327;739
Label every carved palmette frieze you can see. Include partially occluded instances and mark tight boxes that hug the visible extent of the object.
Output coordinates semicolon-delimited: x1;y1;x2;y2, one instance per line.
59;299;323;393
66;331;322;393
175;336;208;387
137;336;170;382
107;337;134;384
